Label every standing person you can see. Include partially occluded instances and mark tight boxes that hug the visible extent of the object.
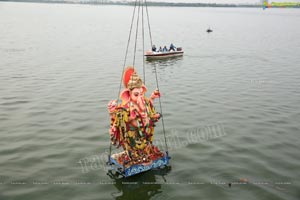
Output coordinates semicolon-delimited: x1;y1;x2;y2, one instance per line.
169;43;176;51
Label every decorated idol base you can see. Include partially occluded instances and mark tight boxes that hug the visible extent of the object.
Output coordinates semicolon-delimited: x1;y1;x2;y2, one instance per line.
108;151;170;177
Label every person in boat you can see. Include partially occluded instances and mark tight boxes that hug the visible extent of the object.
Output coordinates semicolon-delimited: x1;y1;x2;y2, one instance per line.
162;46;168;52
158;46;162;52
169;43;176;51
152;45;157;52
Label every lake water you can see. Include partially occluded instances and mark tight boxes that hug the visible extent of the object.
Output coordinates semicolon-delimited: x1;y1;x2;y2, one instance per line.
1;2;300;200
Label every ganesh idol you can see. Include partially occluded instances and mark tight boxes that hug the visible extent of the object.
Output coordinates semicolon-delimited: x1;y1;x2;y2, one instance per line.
107;67;164;166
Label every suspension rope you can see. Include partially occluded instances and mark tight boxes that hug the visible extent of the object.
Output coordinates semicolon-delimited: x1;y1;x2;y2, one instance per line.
116;0;138;104
110;0;138;162
153;64;168;153
132;0;141;68
109;0;169;163
145;0;153;48
144;0;168;153
141;1;145;84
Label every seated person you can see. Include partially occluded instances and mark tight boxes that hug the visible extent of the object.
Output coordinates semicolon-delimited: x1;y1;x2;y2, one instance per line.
158;46;162;52
162;46;168;52
152;45;157;52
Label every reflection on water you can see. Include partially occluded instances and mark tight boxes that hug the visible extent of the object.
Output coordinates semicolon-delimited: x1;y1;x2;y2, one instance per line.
146;56;184;67
109;167;171;200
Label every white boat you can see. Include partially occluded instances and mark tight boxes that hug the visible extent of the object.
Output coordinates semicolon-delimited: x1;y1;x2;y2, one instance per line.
145;48;184;59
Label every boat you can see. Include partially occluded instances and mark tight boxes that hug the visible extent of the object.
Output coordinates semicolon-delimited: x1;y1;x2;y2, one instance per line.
207;28;213;33
145;48;184;60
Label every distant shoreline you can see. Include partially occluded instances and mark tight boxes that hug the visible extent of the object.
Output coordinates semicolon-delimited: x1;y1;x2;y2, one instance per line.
2;0;300;8
0;0;262;8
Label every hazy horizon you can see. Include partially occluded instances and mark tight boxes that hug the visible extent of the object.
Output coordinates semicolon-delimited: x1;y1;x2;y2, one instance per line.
3;0;300;5
43;0;300;5
114;0;300;4
122;0;259;4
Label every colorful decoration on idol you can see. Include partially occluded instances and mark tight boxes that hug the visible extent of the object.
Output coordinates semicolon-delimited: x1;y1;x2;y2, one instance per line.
108;67;164;167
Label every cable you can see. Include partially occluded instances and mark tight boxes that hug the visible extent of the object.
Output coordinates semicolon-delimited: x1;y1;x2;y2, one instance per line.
116;0;138;104
153;64;169;153
144;0;168;153
110;0;138;163
109;0;170;164
142;0;145;84
145;0;153;48
132;0;141;68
